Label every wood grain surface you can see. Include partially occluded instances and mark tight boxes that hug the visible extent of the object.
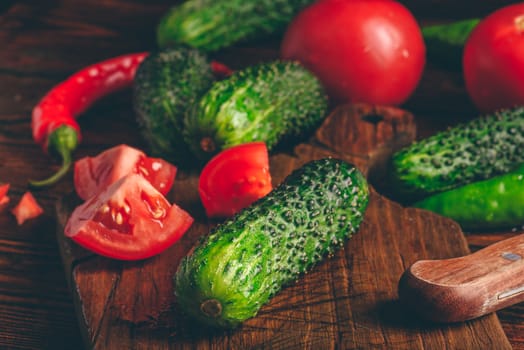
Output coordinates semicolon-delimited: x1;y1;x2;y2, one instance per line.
54;104;513;349
0;1;523;349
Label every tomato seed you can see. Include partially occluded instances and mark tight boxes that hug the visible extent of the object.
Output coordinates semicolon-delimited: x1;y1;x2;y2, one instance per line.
151;207;166;219
115;212;123;225
138;165;149;176
100;204;110;214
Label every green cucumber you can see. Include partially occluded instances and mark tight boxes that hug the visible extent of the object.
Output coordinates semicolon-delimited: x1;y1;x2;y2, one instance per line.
132;47;215;168
414;163;524;231
174;158;369;328
184;60;328;162
157;0;315;52
388;106;524;201
422;18;480;70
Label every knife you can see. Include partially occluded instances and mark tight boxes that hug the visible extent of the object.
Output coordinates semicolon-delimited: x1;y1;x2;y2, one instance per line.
398;233;524;323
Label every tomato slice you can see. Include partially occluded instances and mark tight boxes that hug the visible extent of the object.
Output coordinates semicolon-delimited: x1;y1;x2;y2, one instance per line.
198;142;272;218
65;174;193;260
11;191;44;225
0;183;10;208
74;144;177;200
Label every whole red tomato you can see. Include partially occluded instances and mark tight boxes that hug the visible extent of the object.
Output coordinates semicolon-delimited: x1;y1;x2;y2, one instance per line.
463;3;524;113
281;0;425;106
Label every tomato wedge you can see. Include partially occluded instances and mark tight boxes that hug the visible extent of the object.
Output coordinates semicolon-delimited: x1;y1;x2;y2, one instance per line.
0;183;10;208
65;174;193;260
198;142;272;218
74;144;177;200
11;191;44;225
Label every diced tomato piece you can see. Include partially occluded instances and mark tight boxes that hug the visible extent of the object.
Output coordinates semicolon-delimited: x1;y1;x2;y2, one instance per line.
74;144;177;200
0;183;10;208
11;191;44;225
199;142;273;218
65;174;193;260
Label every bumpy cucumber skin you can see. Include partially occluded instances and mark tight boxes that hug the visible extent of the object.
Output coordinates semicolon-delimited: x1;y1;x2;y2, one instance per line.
183;61;328;161
157;0;314;51
414;163;524;231
389;107;524;200
174;158;369;328
133;47;214;167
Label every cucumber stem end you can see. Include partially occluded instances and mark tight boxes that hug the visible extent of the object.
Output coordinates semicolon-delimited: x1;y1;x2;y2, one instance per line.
200;299;222;318
200;137;216;153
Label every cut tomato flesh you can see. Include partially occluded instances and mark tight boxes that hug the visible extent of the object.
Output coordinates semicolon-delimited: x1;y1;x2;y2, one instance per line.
136;156;176;195
74;144;177;200
66;174;193;260
92;199;134;234
11;191;44;225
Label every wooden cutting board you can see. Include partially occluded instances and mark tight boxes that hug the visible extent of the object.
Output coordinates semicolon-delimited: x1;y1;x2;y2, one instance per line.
55;103;512;349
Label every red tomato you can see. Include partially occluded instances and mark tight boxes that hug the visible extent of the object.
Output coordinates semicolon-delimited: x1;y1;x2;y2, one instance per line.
0;183;10;208
199;142;272;218
11;192;44;225
281;0;425;106
463;3;524;112
74;144;177;200
65;174;193;260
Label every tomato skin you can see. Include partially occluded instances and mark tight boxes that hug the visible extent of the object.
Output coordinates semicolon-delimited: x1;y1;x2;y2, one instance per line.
11;192;44;225
74;144;177;200
463;3;524;113
281;0;425;106
66;174;193;261
199;142;272;218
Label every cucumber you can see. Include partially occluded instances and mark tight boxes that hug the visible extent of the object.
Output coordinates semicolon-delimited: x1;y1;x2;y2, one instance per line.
174;158;369;328
183;60;328;162
132;47;215;168
388;106;524;201
157;0;315;52
414;163;524;231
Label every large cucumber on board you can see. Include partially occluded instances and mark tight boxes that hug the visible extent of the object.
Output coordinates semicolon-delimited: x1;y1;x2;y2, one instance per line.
183;60;328;162
157;0;315;51
174;158;370;328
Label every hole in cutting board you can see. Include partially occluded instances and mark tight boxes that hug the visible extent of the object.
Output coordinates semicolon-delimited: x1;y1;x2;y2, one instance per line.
361;113;384;125
313;103;418;205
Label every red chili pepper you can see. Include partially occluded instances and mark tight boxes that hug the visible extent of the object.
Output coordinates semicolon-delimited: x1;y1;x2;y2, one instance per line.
30;52;149;188
30;52;232;188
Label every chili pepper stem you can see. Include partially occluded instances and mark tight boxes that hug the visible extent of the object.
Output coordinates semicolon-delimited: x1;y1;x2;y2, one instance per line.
29;125;78;189
29;149;72;188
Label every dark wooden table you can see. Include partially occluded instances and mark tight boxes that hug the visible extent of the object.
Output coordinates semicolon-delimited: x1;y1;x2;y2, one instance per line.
0;1;523;349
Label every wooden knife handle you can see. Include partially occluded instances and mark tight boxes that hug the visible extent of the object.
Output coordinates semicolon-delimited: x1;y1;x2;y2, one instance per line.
398;233;524;323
